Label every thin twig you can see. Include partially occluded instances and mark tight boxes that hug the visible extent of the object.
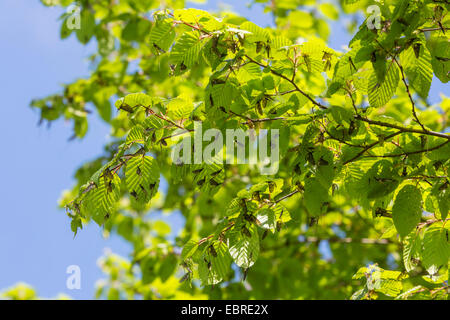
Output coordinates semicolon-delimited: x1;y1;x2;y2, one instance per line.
244;54;327;110
356;115;450;140
393;58;427;131
343;131;403;164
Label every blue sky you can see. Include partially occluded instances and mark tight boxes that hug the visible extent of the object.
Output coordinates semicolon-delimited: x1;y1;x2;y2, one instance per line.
0;0;446;300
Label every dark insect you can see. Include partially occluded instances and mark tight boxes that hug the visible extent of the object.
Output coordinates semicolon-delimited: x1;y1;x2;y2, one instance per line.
106;181;114;193
256;41;263;53
209;245;217;257
104;168;114;180
209;179;220;186
211;78;226;85
309;217;318;227
306;152;315;165
279;208;284;219
276;221;283;232
192;168;204;174
256;100;263;115
243;213;254;223
374;207;389;217
203;257;212;271
211;169;222;177
332;183;339;195
241;226;252;238
153;43;165;54
413;43;421;59
197;178;205;186
130;190;138;200
119;104;134;113
243;268;249;281
402;167;407;177
348;121;356;135
268;181;275;193
139;184;147;195
160;139;167;146
243;213;260;226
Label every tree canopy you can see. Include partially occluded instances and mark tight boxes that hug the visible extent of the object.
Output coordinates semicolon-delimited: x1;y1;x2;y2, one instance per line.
21;0;450;299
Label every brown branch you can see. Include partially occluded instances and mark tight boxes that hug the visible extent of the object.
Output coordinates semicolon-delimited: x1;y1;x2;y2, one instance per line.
324;129;366;148
419;27;450;32
362;140;449;158
393;58;426;131
418;218;450;229
145;107;192;132
343;131;402;164
299;236;391;244
356;115;450;140
273;189;301;204
197;221;235;245
244;54;327;110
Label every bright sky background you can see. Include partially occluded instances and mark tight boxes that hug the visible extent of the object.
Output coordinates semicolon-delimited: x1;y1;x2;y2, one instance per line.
0;0;446;300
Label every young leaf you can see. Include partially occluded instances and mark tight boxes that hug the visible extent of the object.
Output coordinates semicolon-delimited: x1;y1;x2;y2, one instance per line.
392;185;422;237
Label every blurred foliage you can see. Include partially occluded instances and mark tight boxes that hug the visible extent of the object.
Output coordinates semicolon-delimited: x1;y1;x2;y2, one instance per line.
0;283;70;300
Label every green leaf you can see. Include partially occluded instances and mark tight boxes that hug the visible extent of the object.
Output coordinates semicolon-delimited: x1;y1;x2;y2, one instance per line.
255;208;276;231
125;155;160;204
304;177;329;216
181;240;199;260
76;10;95;44
422;225;450;275
427;36;450;83
368;63;400;108
209;241;232;280
240;21;270;43
403;231;421;272
126;125;145;145
320;3;339;20
392;185;422;237
115;93;152;111
149;20;175;52
228;223;259;268
82;174;121;225
400;45;433;99
166;95;194;120
171;32;202;68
